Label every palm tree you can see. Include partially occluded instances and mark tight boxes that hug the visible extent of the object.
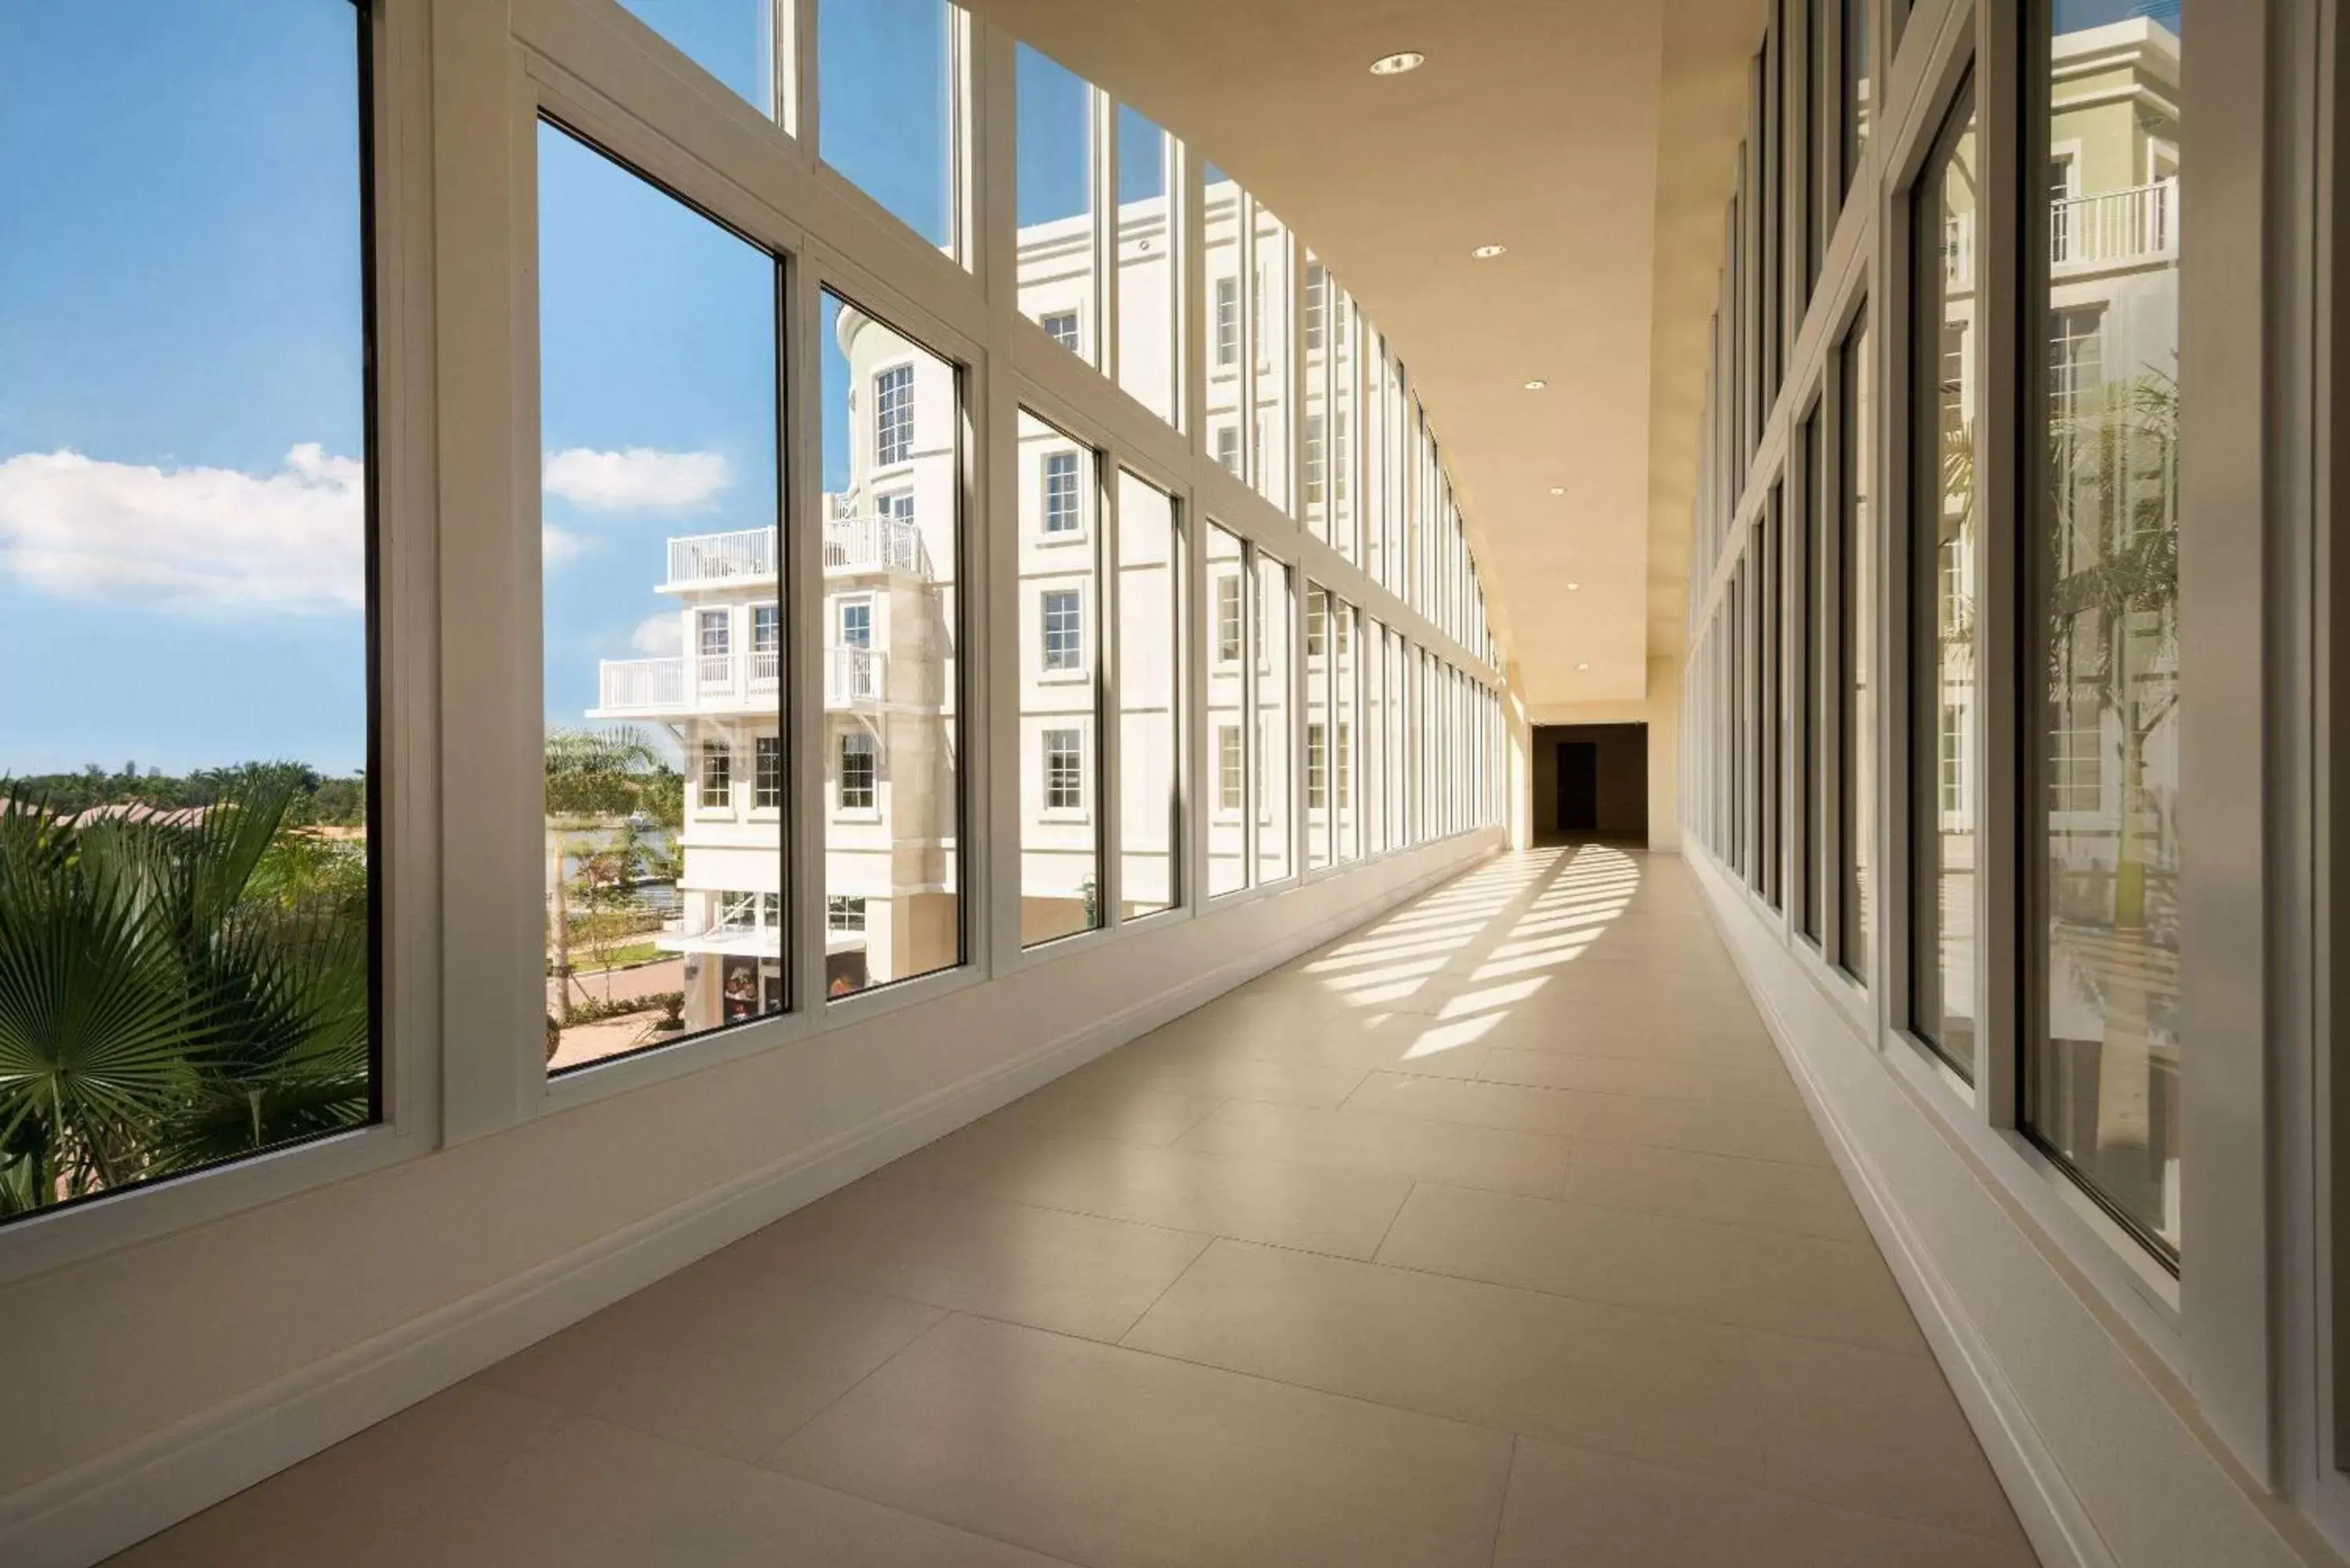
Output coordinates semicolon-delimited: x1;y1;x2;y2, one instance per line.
544;727;674;1012
0;777;371;1215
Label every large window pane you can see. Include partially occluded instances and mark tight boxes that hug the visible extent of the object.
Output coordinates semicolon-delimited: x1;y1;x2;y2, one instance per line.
1305;583;1332;869
1257;552;1294;880
1205;523;1248;897
1117;472;1180;918
821;292;960;994
819;0;955;253
0;0;372;1216
1800;411;1824;942
1015;45;1093;364
1115;105;1177;424
1364;616;1389;857
1912;84;1979;1079
618;1;778;119
2025;2;2184;1261
541;125;782;1069
1335;596;1360;862
1017;411;1099;946
1839;311;1875;980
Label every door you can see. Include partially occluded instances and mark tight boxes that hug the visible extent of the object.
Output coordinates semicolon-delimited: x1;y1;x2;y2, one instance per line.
1560;741;1599;832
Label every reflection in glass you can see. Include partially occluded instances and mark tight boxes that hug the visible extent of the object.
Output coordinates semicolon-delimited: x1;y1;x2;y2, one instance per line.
1204;169;1245;475
1840;313;1875;980
1116;105;1177;424
1017;412;1098;946
2025;1;2183;1261
820;0;954;253
1306;584;1331;870
1335;596;1359;862
1363;617;1389;856
541;123;781;1070
1256;552;1294;882
0;0;373;1215
820;292;960;994
1015;45;1092;363
1205;524;1248;897
1913;85;1979;1079
619;1;778;118
1118;473;1180;918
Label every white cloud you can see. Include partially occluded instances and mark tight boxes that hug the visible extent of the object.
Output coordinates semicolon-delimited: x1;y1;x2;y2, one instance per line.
0;444;363;613
630;613;682;655
543;525;590;568
543;446;729;513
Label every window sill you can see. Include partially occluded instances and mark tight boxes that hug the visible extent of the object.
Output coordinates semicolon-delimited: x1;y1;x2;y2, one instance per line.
833;808;882;824
1035;529;1090;548
1037;668;1091;686
1039;808;1092;825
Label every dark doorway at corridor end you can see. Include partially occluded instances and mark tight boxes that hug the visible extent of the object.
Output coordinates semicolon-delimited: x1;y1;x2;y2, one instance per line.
1532;723;1648;846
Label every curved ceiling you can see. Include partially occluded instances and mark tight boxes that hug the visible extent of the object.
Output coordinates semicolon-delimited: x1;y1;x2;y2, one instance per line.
963;0;1764;708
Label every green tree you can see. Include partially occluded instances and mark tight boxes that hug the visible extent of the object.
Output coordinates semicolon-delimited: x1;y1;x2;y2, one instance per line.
544;727;675;1002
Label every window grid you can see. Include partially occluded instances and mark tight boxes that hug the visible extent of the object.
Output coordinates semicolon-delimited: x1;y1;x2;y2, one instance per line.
1042;450;1082;534
839;733;877;810
1042;588;1083;671
875;363;914;465
1043;727;1083;809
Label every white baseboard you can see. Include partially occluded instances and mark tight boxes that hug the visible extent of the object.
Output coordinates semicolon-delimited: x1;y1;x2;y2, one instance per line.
7;849;1484;1568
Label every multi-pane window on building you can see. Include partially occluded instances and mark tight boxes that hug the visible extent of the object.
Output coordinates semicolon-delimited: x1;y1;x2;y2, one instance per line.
1250;203;1293;513
1214;424;1242;478
1016;43;1094;362
820;293;960;995
0;0;377;1214
1912;83;1981;1079
820;0;957;254
1018;412;1099;947
875;363;915;467
2024;1;2184;1263
828;896;867;932
1206;525;1250;897
1042;450;1082;535
755;736;783;810
542;119;782;1070
1118;472;1180;919
1116;105;1178;424
1305;584;1331;869
1213;275;1241;370
1334;598;1359;863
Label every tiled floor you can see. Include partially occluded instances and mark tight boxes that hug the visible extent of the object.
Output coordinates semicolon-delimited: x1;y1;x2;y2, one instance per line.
111;846;2038;1568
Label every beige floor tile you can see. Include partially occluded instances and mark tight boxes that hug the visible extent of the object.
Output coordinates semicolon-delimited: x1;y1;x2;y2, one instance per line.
728;1177;1211;1340
1345;1071;1833;1165
1169;1098;1569;1196
475;1265;943;1460
1376;1182;1927;1355
1742;1333;2028;1543
114;1383;568;1567
1124;1239;1770;1479
1064;1046;1370;1108
986;1073;1230;1145
1806;1507;2043;1566
338;1493;700;1567
486;1414;1079;1566
1133;1002;1498;1081
962;1130;1416;1257
1561;1140;1872;1242
769;1312;1515;1568
1480;1045;1805;1108
1492;1439;1824;1568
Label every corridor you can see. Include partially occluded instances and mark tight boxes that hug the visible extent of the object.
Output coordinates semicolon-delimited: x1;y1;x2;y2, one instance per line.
113;848;2032;1567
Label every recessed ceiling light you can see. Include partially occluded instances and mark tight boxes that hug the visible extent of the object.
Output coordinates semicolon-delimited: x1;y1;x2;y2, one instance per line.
1523;378;1548;391
1567;581;1581;591
1471;244;1508;259
1577;662;1591;671
1548;486;1566;496
1369;50;1426;76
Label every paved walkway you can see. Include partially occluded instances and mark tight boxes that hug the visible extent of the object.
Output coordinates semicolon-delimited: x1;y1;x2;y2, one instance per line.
114;847;2034;1567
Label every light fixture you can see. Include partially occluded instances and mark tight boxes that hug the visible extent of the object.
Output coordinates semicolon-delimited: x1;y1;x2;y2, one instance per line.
1471;244;1508;259
1577;662;1591;671
1369;50;1426;76
1523;378;1547;391
1548;486;1566;496
1567;581;1581;591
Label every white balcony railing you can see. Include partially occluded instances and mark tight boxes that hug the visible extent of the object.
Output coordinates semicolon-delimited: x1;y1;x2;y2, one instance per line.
666;528;773;585
596;657;686;711
2051;180;2176;269
824;513;928;577
601;646;885;712
826;645;886;705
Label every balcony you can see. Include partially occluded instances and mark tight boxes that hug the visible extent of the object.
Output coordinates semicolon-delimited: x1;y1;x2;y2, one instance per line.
658;518;931;591
2050;180;2177;271
591;646;882;717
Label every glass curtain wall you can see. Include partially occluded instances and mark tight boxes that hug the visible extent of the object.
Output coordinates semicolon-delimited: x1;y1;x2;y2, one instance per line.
819;0;955;254
1205;523;1249;897
1014;45;1095;363
1117;472;1180;918
2024;0;2185;1261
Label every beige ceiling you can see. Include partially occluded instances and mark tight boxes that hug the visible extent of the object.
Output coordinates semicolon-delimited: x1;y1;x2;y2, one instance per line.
962;0;1764;708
